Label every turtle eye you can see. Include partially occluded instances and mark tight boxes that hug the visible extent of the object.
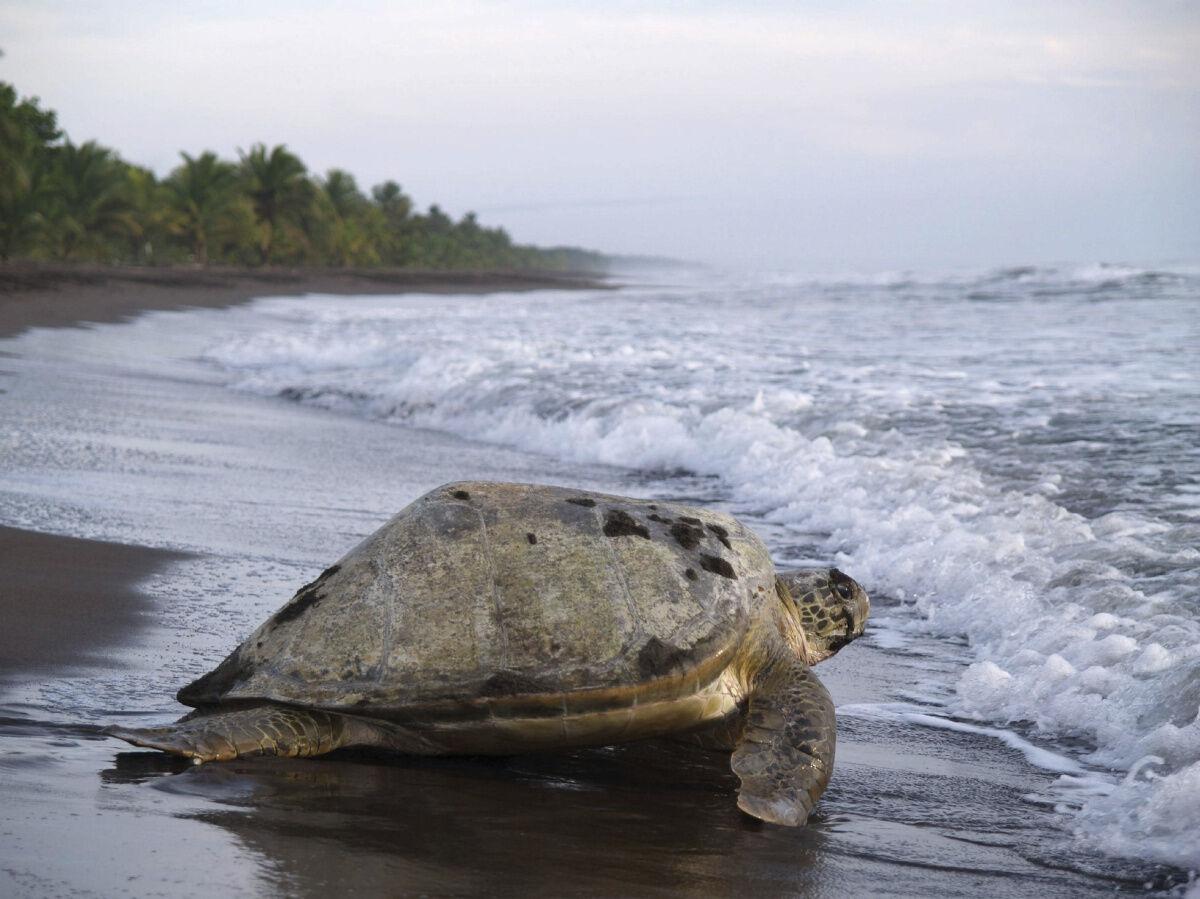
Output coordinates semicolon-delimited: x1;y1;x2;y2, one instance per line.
830;570;854;601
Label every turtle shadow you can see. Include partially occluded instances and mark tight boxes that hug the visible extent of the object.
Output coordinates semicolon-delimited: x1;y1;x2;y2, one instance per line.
104;750;196;783
99;739;834;896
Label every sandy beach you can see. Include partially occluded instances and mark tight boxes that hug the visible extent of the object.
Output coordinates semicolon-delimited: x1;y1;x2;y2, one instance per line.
0;274;1190;897
0;263;608;338
0;526;188;677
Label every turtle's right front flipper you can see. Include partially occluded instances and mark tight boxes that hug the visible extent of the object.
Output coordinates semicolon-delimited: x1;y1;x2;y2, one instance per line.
104;706;373;763
731;660;836;827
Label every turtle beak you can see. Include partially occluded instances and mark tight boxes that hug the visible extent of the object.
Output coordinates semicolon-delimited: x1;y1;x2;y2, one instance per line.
825;607;857;652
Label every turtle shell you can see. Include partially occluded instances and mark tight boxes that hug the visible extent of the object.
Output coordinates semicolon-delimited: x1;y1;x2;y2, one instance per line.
179;481;777;717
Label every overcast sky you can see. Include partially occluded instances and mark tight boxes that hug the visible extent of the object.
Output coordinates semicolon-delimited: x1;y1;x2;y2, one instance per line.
3;1;1198;270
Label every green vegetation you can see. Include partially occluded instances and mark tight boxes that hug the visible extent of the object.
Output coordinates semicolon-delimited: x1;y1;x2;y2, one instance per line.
0;81;606;272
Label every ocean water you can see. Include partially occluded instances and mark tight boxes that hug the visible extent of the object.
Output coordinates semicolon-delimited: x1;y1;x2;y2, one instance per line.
196;263;1200;873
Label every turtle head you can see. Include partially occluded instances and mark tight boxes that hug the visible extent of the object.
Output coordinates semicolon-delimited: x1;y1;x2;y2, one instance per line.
777;568;870;663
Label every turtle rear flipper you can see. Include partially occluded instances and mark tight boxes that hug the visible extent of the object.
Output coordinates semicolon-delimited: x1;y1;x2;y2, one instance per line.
103;706;393;763
731;660;836;826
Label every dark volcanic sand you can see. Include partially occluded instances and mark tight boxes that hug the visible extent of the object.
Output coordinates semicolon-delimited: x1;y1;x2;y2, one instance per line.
0;527;188;676
0;263;607;338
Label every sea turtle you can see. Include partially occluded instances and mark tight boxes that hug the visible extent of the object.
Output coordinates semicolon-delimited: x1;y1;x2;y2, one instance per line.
106;481;869;825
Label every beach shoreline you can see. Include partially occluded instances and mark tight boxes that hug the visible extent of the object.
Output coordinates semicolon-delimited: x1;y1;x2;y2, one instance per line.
0;262;609;338
0;526;189;680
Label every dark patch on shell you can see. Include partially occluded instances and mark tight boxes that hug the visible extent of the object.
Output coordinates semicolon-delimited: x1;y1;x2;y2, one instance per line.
636;637;691;677
451;489;471;500
479;670;553;697
678;515;703;526
603;508;650;540
273;589;323;624
670;520;705;550
272;564;342;625
699;553;737;579
526;532;538;545
176;648;255;706
272;565;341;624
685;568;698;581
647;513;672;524
706;523;732;550
565;496;596;507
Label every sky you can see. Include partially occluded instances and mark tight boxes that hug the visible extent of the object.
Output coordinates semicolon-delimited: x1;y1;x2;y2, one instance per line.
3;0;1198;271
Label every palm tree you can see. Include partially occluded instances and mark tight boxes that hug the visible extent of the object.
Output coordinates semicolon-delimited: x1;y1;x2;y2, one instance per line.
166;151;238;264
123;164;171;263
0;83;60;259
322;168;366;220
0;158;50;261
314;169;380;266
371;179;411;223
43;140;137;260
369;180;412;265
238;143;310;264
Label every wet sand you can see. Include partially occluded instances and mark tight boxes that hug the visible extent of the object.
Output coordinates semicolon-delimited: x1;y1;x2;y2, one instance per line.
0;263;607;338
0;281;1187;897
0;526;188;676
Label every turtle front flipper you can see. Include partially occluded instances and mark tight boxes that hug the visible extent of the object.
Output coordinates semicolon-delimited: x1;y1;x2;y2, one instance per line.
104;705;374;763
731;661;836;826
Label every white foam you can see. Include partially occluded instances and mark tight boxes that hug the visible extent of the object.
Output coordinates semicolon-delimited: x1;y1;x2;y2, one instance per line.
840;702;1091;776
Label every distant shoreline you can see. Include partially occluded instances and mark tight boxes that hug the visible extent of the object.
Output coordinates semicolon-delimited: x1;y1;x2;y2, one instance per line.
0;263;611;338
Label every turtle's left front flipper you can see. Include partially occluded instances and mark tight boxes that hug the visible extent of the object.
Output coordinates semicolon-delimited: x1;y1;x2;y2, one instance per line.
731;661;836;826
103;705;396;763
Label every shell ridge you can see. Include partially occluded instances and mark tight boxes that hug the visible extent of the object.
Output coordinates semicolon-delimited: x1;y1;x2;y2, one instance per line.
474;503;511;670
373;558;396;686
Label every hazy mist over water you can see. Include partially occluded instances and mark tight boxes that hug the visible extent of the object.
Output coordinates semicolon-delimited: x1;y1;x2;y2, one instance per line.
3;0;1198;268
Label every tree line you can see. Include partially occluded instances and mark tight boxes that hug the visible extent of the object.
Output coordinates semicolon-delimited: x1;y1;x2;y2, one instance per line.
0;82;606;272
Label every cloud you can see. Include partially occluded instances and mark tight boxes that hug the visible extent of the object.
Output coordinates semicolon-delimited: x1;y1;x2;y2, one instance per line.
2;0;1197;267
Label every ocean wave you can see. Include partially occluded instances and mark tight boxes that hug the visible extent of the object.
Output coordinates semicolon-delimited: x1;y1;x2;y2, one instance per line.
203;276;1200;870
753;261;1200;297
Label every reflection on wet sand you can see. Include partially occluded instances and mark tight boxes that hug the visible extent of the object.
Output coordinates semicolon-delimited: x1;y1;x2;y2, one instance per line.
106;741;838;898
94;697;1181;898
